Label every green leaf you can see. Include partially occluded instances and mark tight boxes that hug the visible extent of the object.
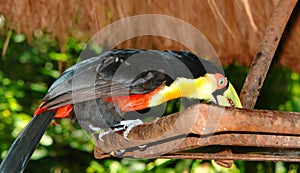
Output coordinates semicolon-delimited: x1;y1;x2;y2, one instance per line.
30;82;48;93
13;34;26;43
49;52;68;61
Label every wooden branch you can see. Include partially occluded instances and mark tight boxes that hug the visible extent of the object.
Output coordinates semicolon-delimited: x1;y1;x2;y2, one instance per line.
239;0;298;109
127;134;300;158
159;152;300;162
94;103;300;161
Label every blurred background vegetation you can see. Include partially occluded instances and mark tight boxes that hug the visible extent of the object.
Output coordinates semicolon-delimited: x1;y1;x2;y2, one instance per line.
1;29;300;173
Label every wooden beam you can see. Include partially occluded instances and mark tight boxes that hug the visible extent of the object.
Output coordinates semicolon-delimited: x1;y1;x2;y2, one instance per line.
94;103;300;161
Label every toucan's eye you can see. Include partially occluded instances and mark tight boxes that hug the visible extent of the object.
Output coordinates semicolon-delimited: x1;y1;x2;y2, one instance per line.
218;78;225;87
213;73;228;90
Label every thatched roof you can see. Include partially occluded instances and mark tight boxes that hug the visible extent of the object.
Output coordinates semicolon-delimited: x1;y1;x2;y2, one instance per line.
1;0;300;72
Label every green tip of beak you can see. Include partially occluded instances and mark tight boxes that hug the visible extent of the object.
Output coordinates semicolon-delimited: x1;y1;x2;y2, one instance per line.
217;83;242;108
225;83;242;108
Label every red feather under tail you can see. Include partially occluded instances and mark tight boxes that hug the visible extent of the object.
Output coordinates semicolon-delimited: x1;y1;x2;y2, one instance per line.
104;86;161;112
34;102;73;118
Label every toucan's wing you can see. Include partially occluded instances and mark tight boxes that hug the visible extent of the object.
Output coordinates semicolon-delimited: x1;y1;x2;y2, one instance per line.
42;49;169;109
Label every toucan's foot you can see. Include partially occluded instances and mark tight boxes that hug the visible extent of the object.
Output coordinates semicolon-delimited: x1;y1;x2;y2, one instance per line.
89;124;103;132
113;149;126;156
120;119;143;140
137;144;147;151
97;130;114;142
88;124;111;142
96;119;143;141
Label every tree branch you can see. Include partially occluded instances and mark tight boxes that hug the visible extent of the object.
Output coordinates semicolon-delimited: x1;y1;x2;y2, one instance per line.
239;0;298;109
94;104;300;161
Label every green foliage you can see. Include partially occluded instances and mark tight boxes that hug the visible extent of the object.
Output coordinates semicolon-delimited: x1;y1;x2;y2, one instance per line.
224;63;300;112
0;70;31;157
0;30;300;172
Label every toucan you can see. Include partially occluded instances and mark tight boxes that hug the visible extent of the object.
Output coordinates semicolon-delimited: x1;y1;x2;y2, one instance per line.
0;49;242;172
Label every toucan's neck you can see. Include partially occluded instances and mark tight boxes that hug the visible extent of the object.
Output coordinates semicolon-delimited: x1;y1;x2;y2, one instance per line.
104;75;214;112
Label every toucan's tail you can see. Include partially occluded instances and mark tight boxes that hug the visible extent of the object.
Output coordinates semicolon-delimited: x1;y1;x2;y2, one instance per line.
0;111;55;173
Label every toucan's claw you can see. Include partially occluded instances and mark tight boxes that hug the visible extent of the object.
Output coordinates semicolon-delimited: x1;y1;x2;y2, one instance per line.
97;119;144;142
98;130;114;142
113;149;126;156
122;119;143;140
137;144;147;151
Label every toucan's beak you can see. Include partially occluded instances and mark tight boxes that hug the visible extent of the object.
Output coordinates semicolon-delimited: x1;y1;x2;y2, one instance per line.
216;83;242;108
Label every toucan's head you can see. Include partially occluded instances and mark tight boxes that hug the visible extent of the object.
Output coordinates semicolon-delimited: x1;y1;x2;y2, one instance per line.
149;72;242;108
206;73;242;108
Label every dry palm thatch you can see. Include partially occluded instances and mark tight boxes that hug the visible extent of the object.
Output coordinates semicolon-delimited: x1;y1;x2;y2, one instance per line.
1;0;300;72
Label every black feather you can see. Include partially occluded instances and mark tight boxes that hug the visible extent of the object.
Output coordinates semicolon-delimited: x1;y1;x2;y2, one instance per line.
0;111;55;173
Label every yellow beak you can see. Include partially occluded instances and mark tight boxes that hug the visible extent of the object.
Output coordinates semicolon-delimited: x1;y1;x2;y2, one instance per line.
216;82;242;108
149;74;242;109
